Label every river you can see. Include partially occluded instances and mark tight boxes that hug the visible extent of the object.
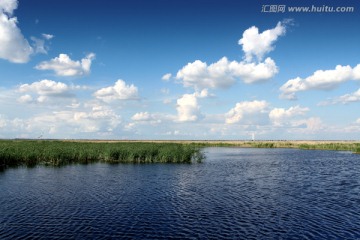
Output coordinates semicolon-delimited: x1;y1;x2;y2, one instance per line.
1;147;359;239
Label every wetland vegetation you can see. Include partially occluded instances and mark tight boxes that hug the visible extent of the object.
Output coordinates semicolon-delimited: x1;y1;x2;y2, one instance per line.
0;140;204;169
193;140;360;153
0;140;359;170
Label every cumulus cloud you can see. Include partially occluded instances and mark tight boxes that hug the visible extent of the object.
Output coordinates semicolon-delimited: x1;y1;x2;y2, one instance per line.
239;20;289;62
0;0;33;63
35;53;96;77
176;93;202;122
43;107;119;134
175;90;210;122
319;88;360;105
174;21;290;90
280;64;360;100
17;79;76;104
168;20;295;134
1;104;122;137
225;100;268;124
162;73;172;81
0;0;18;14
269;105;309;126
336;93;360;104
94;79;138;102
131;112;154;121
19;79;71;96
176;57;278;90
72;105;121;132
130;112;163;126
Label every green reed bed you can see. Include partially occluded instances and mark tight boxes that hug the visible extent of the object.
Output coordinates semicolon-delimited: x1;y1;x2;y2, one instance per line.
296;142;360;152
0;140;204;169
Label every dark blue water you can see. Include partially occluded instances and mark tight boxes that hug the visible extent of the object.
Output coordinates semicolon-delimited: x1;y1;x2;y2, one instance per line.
1;148;360;239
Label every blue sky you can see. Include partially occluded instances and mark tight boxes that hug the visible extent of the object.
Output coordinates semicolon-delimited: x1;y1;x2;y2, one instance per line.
1;0;360;140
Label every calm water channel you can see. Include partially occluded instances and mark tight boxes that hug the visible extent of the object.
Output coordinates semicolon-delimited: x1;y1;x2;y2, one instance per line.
1;147;360;239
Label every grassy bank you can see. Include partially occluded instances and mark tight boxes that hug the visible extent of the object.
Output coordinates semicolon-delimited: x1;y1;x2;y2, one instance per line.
191;140;360;153
0;140;204;169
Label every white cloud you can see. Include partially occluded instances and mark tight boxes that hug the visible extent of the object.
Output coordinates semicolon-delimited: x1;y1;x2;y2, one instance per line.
17;79;77;104
228;57;278;84
280;64;360;100
175;89;211;122
176;93;202;122
0;0;18;14
174;21;288;91
130;112;162;127
42;33;54;40
19;79;71;96
1;104;122;137
239;20;289;62
269;105;309;126
131;112;153;121
176;57;278;90
225;100;268;124
30;33;53;54
320;88;360;105
162;73;172;81
291;117;323;133
194;89;211;98
17;94;33;103
0;0;33;63
35;53;96;77
94;79;138;102
31;37;47;54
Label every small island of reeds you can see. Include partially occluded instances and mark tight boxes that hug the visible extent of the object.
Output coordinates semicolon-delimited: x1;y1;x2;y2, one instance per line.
0;140;204;169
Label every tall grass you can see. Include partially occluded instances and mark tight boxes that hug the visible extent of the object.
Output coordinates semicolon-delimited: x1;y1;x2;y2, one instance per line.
0;140;204;169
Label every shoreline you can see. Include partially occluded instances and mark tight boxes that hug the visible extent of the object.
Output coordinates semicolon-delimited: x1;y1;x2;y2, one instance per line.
1;140;359;170
3;139;360;151
63;139;360;153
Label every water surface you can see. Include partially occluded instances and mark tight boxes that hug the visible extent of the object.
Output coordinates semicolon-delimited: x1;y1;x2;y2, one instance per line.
1;148;360;239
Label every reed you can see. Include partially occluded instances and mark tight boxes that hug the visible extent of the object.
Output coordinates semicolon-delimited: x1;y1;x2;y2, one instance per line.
0;140;204;169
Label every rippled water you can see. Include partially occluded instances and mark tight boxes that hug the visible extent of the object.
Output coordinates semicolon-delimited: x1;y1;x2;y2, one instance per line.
1;147;360;239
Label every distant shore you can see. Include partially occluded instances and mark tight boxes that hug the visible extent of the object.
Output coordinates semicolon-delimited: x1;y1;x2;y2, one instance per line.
7;138;360;146
58;139;360;153
58;139;360;150
55;139;360;143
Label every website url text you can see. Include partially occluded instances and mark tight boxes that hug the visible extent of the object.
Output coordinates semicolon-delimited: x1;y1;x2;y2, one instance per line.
261;5;355;13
